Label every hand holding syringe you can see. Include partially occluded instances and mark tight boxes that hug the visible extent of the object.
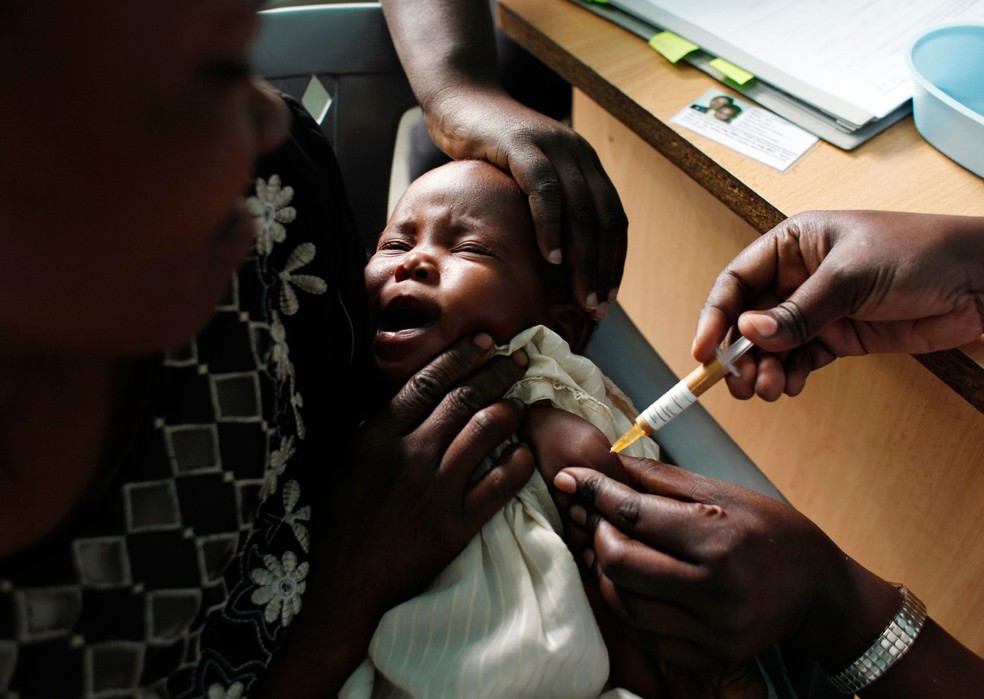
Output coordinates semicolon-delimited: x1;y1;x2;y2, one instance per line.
610;336;754;453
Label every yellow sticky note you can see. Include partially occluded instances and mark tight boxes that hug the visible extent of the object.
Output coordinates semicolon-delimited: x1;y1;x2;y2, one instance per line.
648;31;699;63
708;57;755;85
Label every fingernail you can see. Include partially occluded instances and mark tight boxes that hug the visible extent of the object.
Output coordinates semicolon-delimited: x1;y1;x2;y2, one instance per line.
548;249;563;265
511;349;529;367
583;548;595;568
554;471;576;493
570;504;587;526
585;292;599;311
607;287;619;304
473;332;494;350
745;313;778;339
591;302;608;321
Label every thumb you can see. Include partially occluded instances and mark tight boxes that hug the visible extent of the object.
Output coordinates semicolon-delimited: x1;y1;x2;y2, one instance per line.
737;263;856;351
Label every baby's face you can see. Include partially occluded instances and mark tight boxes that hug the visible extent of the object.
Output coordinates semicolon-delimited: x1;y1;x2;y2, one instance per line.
365;161;551;388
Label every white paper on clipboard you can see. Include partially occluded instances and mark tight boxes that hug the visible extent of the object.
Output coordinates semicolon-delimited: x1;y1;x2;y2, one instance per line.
609;0;984;129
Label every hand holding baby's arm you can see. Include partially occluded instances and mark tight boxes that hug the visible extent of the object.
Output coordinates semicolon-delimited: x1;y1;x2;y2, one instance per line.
255;335;533;697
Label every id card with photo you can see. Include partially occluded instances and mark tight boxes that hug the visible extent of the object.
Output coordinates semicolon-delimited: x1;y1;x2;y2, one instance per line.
671;90;818;171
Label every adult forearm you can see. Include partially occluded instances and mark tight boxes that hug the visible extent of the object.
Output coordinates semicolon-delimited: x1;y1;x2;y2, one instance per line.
855;619;984;697
556;459;984;696
798;560;984;698
249;568;379;697
380;0;502;112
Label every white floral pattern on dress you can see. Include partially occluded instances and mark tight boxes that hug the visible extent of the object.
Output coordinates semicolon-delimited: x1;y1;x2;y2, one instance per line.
282;480;311;554
268;312;294;383
250;551;308;627
248;175;297;255
278;243;328;316
260;436;297;500
207;681;245;699
289;390;306;440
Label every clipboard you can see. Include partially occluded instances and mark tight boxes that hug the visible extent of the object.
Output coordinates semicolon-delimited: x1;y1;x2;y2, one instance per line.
569;0;912;150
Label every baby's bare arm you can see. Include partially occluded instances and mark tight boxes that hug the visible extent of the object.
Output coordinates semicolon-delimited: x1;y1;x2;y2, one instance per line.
520;404;627;488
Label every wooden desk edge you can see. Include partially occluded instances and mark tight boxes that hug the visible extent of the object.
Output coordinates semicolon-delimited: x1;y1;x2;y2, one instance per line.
497;1;984;415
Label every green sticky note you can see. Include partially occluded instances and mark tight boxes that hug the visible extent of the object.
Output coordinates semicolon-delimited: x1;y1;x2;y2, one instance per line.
648;31;699;63
708;57;755;85
584;0;609;4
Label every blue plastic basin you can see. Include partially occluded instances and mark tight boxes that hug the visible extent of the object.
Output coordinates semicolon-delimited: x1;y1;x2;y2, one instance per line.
905;23;984;178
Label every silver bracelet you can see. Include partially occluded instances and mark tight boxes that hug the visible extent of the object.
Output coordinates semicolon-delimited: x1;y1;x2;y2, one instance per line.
826;584;927;695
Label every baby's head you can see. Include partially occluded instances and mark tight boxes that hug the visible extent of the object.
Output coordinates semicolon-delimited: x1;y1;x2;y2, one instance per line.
365;160;593;390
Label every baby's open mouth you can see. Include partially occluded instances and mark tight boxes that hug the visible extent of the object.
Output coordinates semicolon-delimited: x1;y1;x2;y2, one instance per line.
377;296;438;332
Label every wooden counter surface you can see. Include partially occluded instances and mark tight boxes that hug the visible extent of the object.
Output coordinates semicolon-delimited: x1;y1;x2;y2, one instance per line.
498;0;984;409
498;0;984;659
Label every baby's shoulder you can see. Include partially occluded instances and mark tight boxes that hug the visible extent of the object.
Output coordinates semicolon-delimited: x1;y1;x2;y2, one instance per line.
521;403;622;482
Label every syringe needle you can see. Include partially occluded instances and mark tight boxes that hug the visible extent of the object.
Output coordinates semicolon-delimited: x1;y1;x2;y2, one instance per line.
610;337;753;453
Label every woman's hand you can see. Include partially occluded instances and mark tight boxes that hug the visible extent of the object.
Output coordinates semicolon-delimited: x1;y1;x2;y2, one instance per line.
381;0;627;318
327;334;533;620
424;89;627;318
553;457;895;671
258;334;534;696
554;457;984;697
693;210;984;400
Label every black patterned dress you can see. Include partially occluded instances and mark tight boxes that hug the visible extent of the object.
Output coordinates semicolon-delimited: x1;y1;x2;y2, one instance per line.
0;97;371;698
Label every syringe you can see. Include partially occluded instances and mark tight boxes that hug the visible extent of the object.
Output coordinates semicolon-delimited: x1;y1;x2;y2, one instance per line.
610;336;754;453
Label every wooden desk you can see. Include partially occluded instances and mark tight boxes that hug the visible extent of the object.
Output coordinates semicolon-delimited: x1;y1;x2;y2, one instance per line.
498;0;984;657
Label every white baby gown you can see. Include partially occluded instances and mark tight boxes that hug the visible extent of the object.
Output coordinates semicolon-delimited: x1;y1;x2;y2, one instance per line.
341;325;660;699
